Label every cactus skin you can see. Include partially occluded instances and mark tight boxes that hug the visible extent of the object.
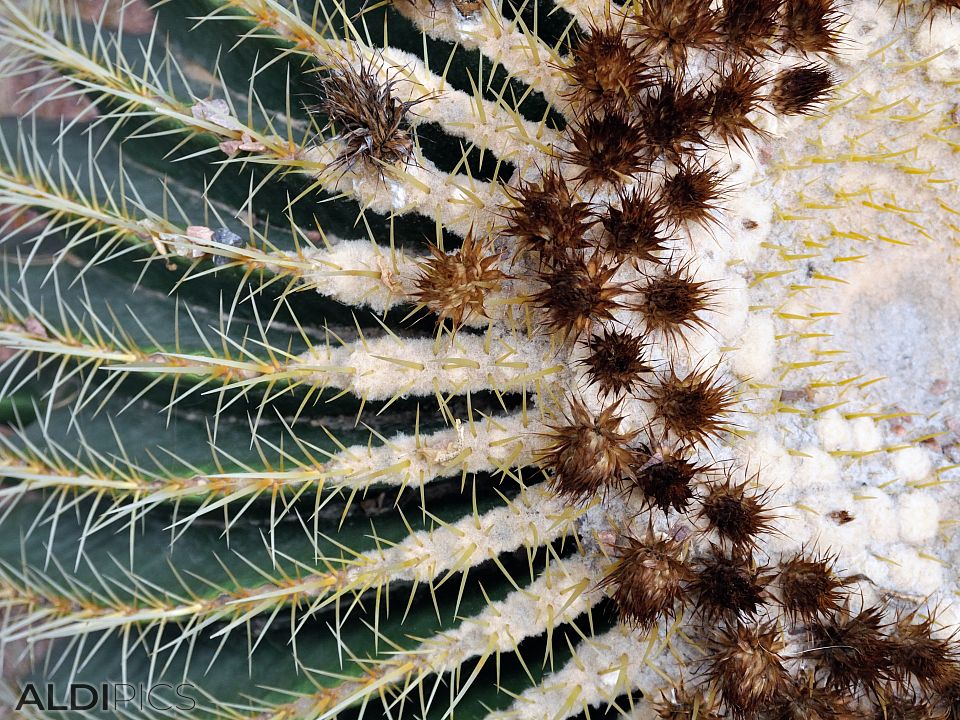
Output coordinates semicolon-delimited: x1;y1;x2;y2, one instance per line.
0;0;959;717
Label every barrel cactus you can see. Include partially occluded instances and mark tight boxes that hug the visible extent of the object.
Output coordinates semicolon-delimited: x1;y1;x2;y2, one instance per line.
1;0;960;715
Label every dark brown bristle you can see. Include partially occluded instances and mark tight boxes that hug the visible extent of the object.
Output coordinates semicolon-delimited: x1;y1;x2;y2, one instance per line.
660;161;727;230
705;621;788;716
532;252;626;342
600;530;690;628
632;449;702;514
691;548;772;620
564;110;650;184
652;683;724;720
563;23;656;112
939;681;960;720
698;474;776;551
720;0;782;56
770;64;836;115
313;56;424;172
413;232;506;327
777;549;848;623
808;604;893;694
768;672;861;720
707;63;767;149
537;399;639;502
779;0;843;54
601;187;669;263
631;262;717;344
648;365;736;448
635;76;711;160
580;328;653;398
629;0;721;68
887;611;960;694
927;0;960;21
503;168;594;265
872;690;947;720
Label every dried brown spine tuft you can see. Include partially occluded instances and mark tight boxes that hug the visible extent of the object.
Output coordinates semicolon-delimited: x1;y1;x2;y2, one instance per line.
776;549;849;624
629;0;722;68
652;683;724;720
413;232;506;327
631;261;717;345
537;399;639;502
697;473;777;551
707;62;768;149
779;0;843;55
600;186;669;263
768;672;862;720
770;64;836;115
691;547;773;620
564;110;650;185
532;252;626;342
660;161;728;230
720;0;782;56
601;530;691;628
563;23;657;112
632;448;703;515
705;621;789;716
887;610;960;694
636;75;712;160
926;0;960;21
312;56;425;172
808;604;893;694
648;364;737;447
503;168;595;265
873;689;949;720
580;328;653;398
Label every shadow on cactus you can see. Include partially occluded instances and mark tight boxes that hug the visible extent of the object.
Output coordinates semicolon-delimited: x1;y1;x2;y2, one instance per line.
0;0;958;717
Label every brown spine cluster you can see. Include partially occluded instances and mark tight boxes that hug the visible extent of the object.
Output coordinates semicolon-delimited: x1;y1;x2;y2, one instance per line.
600;187;668;263
776;549;848;623
660;162;728;230
697;474;777;551
601;531;690;628
707;63;768;149
563;24;657;112
647;365;737;447
720;0;781;57
310;55;427;173
580;328;652;398
780;0;843;54
887;611;960;694
531;253;625;341
564;111;650;184
503;169;594;265
631;262;718;346
632;449;702;514
691;547;773;620
412;232;506;327
808;604;894;694
770;64;836;115
635;74;712;160
652;683;724;720
705;621;788;715
629;0;721;68
537;399;638;502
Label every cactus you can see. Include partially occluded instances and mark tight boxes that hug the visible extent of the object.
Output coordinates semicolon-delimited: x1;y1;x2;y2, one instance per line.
1;0;960;716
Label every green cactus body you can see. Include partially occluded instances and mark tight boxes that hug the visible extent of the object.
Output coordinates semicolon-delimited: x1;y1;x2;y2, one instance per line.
0;0;959;716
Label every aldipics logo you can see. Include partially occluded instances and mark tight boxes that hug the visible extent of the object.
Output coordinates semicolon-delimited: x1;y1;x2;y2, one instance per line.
15;682;197;711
